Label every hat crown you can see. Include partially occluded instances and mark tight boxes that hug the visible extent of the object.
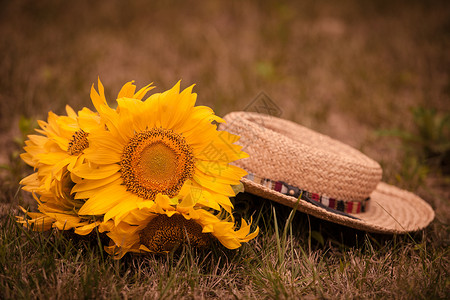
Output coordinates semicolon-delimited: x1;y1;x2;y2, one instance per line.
222;112;382;202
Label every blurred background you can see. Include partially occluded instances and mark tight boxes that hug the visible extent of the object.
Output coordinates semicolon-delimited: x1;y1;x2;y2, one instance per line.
0;0;449;218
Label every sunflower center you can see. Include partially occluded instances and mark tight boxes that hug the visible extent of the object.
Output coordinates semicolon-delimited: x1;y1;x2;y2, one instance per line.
140;143;178;183
67;130;89;156
121;128;195;200
139;214;210;252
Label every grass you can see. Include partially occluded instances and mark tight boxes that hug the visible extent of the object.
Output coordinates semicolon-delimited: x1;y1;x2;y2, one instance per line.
0;0;449;299
1;199;448;299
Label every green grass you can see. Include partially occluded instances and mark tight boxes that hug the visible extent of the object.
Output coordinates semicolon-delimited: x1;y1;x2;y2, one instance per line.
1;199;448;299
0;0;449;299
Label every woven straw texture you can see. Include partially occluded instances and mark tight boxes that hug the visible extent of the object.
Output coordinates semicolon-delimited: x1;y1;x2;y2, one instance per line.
222;112;435;233
222;112;382;202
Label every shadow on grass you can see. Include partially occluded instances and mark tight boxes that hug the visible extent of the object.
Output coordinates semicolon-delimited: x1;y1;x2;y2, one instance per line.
233;191;431;253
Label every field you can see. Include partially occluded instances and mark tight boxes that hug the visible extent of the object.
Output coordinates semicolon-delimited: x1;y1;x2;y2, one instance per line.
0;0;449;299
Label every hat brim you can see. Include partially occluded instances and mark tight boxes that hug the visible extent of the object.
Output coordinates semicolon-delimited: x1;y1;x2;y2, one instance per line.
242;178;435;234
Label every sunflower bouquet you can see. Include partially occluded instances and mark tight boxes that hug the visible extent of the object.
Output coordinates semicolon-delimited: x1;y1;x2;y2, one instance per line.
17;79;258;259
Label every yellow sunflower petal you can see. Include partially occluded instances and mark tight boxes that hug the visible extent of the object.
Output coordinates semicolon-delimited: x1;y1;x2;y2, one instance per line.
104;194;141;225
71;172;122;193
16;212;55;231
91;78;107;113
77;107;101;132
74;221;101;235
134;83;155;100
72;163;121;180
78;183;128;215
192;174;236;197
117;81;137;99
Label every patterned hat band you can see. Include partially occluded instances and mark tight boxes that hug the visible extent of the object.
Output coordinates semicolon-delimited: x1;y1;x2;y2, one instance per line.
245;173;370;220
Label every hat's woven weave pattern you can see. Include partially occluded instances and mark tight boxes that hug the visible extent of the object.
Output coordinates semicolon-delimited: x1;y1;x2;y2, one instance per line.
222;112;382;202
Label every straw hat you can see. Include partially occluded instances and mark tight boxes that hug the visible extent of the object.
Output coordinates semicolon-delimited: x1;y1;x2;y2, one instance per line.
221;112;435;234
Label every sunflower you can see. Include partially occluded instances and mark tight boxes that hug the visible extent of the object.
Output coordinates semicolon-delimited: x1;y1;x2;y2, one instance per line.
16;168;104;234
20;105;100;193
17;104;102;233
103;194;259;259
18;80;154;234
73;79;248;225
